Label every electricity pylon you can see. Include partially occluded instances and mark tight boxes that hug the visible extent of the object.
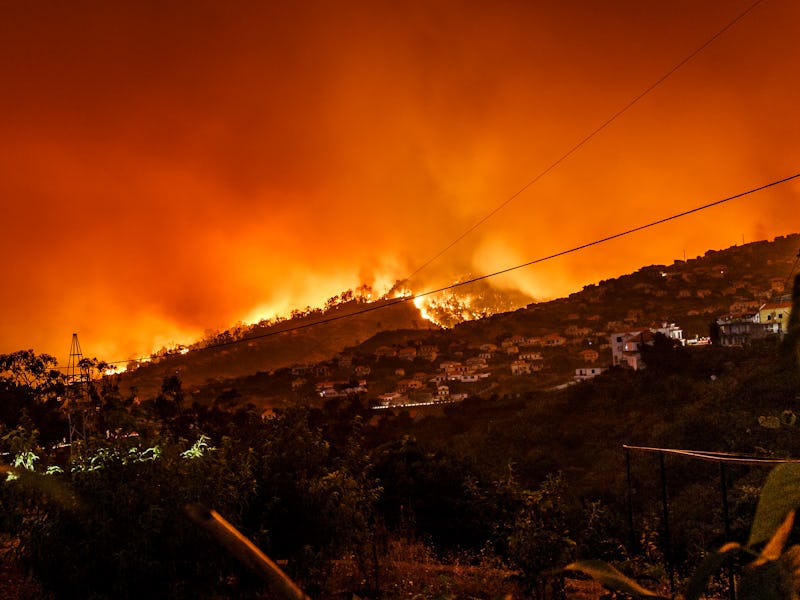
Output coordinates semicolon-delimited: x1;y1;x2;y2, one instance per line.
65;333;92;460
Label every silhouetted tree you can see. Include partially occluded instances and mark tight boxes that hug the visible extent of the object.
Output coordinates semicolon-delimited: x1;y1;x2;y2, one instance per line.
0;350;65;444
781;273;800;368
640;332;690;374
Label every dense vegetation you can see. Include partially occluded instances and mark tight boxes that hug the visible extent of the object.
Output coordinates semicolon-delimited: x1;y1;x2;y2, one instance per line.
1;321;800;598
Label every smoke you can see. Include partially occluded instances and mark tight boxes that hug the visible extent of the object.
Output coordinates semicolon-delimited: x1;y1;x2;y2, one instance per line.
1;0;799;364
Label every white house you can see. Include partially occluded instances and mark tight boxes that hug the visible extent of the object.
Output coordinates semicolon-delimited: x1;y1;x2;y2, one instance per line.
575;367;606;381
511;360;531;375
610;330;651;370
654;322;685;345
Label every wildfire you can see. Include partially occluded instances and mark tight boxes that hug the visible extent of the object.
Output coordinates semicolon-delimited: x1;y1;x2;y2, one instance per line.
411;278;536;328
413;296;435;324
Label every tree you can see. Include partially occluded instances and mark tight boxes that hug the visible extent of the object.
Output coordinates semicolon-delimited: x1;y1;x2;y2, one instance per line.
0;350;62;390
153;374;183;419
246;408;379;593
507;473;576;599
781;273;800;368
0;350;65;444
371;435;500;553
0;409;40;456
9;433;269;599
639;332;689;374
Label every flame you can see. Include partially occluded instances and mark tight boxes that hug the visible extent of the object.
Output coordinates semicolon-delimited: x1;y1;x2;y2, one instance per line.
413;295;435;324
412;278;534;328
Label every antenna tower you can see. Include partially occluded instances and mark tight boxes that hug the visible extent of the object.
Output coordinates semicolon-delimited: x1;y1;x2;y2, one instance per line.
65;333;92;458
67;333;90;385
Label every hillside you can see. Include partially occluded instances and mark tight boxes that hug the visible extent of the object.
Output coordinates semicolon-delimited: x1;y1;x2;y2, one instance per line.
457;232;800;339
117;233;799;405
118;297;437;400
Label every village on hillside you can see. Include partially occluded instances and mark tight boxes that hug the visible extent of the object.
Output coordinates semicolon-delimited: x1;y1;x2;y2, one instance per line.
281;235;798;413
113;233;799;413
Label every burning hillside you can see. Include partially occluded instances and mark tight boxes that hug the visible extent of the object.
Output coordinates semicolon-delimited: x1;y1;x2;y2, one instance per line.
412;279;535;328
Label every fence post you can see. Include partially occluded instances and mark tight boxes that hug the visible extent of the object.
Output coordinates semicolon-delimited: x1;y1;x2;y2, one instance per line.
625;447;637;552
659;452;675;598
720;462;736;600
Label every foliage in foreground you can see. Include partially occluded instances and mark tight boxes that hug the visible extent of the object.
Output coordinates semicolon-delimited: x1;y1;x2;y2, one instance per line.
568;462;800;600
3;333;800;598
1;408;379;599
1;397;622;598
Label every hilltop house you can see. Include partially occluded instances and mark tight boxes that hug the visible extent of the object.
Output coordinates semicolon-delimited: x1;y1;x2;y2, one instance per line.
397;379;424;392
575;367;606;381
510;360;531;375
716;297;793;345
314;364;332;377
466;356;488;369
716;313;761;347
610;330;652;370
609;322;685;369
418;345;439;360
771;277;786;293
398;347;418;361
377;392;406;407
756;299;793;334
565;325;592;337
729;300;760;315
543;333;566;346
451;373;488;383
654;322;685;344
503;335;527;347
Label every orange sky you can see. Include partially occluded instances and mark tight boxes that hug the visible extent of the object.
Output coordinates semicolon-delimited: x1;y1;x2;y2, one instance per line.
2;0;799;365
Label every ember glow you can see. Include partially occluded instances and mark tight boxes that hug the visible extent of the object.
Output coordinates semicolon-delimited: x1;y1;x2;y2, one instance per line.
1;0;799;364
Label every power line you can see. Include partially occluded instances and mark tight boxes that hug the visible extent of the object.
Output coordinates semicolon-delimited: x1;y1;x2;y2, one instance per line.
85;170;799;371
403;0;766;284
414;171;800;294
623;444;800;465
